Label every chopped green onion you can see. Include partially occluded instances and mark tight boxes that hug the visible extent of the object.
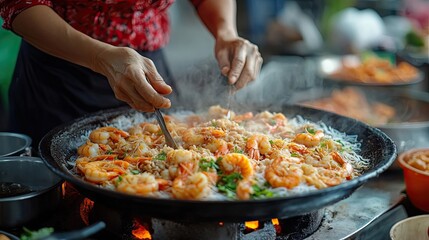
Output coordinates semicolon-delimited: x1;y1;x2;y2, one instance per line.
153;151;167;161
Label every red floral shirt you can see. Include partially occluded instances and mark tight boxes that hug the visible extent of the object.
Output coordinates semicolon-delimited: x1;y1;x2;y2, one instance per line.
0;0;201;51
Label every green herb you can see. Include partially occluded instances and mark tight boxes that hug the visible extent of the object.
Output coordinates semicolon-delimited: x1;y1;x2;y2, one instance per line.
131;169;141;175
233;146;243;154
291;152;299;157
269;119;277;126
199;158;219;171
117;175;123;182
153;151;167;161
21;227;54;240
216;157;223;174
106;150;113;155
211;120;218;127
335;140;345;146
216;173;243;199
269;140;274;145
251;184;274;199
306;127;316;135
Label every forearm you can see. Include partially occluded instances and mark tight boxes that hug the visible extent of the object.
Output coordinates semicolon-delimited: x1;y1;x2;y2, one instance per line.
11;5;112;71
195;0;238;40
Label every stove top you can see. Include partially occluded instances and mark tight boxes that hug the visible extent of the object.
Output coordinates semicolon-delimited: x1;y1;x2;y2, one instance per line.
4;170;425;240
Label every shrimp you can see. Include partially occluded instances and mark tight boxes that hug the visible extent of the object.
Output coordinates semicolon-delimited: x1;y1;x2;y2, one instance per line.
288;142;309;155
265;159;303;189
208;105;234;119
233;112;253;122
167;149;198;178
117;173;159;196
181;129;205;146
75;154;118;173
82;160;129;183
317;168;345;186
119;134;154;156
246;135;271;160
77;140;111;157
236;179;254;200
330;151;354;179
218;153;254;179
301;164;327;189
89;126;130;146
128;122;160;135
206;138;229;156
293;130;324;147
172;172;210;200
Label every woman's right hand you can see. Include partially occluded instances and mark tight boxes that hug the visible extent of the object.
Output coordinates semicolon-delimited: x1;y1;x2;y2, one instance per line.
91;46;173;112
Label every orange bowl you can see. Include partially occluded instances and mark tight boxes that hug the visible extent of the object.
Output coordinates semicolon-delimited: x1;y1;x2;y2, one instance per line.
398;148;429;212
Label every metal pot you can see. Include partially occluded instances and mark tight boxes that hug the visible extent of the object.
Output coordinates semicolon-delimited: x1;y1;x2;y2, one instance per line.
39;106;396;222
0;132;32;157
0;157;63;228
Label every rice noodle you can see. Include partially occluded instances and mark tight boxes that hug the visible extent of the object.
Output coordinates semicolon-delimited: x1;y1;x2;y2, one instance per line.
72;106;369;201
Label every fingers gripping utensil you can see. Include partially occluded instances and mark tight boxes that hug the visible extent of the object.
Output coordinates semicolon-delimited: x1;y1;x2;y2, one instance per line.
154;108;178;149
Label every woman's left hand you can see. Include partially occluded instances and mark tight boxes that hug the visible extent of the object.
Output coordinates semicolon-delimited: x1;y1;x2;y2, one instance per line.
215;36;263;89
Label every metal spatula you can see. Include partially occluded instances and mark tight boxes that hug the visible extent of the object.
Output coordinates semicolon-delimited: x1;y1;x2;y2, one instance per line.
154;108;178;149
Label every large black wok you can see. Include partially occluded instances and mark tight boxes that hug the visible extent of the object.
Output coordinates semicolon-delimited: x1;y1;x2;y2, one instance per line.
39;105;396;222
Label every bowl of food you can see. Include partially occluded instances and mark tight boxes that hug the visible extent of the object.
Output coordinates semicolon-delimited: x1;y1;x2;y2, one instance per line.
397;148;429;212
318;54;423;88
390;215;429;240
294;87;429;156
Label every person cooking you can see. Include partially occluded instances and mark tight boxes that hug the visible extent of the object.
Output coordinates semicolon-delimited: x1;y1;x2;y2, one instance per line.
0;0;263;151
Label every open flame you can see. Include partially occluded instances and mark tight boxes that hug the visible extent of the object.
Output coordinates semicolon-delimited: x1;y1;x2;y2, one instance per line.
132;218;152;240
244;219;280;233
245;221;259;230
79;198;94;226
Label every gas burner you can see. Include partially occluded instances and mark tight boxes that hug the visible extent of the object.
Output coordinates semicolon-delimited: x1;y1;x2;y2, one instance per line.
85;200;324;240
6;172;413;240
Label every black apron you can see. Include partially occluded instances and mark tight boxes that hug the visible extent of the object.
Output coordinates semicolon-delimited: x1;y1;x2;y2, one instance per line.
8;40;176;152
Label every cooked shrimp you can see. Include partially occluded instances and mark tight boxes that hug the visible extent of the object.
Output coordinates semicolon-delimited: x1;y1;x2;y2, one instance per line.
89;126;129;145
75;154;118;173
128;122;160;135
246;135;271;160
77;140;111;157
172;172;210;200
317;168;344;186
288;142;309;155
219;153;254;178
117;173;159;196
167;149;198;177
301;164;327;189
330;151;354;178
293;130;324;147
236;179;254;200
265;159;303;189
181;129;205;146
233;112;253;122
208;105;234;119
206;139;229;156
82;160;130;183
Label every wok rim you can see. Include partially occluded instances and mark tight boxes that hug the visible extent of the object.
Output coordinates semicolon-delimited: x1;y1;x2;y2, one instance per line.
39;105;397;220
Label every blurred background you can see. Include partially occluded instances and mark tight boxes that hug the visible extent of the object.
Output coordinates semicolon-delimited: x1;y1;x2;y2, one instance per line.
1;0;428;135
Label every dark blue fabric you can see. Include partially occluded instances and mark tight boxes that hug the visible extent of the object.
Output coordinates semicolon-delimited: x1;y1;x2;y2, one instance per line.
8;40;175;149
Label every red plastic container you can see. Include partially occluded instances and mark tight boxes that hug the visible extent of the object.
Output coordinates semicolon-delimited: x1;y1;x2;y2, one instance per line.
398;148;429;212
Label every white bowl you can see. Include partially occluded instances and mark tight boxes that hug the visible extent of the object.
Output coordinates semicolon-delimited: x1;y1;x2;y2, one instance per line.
390;215;429;240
